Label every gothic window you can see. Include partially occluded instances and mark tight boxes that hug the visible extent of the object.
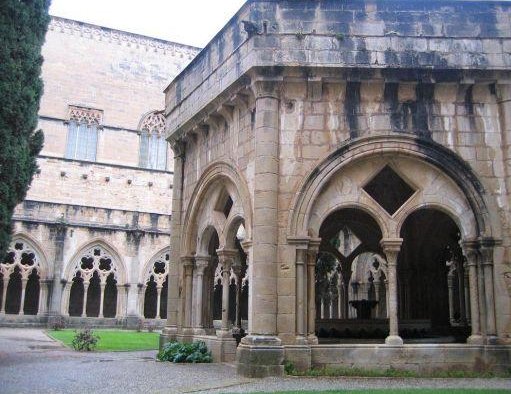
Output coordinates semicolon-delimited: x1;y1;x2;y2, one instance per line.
67;246;119;318
143;252;169;319
1;240;43;315
138;111;167;170
65;106;102;161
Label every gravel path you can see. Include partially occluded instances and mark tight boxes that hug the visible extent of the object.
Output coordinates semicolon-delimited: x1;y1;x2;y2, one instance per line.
0;328;509;393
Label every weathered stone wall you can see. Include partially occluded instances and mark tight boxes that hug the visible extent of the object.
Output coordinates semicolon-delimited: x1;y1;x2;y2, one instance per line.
164;0;511;375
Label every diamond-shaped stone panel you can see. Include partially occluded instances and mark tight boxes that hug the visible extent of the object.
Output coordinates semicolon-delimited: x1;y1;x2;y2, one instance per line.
363;166;415;215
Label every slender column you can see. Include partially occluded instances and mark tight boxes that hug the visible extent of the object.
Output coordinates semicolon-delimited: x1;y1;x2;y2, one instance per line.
193;257;209;330
38;280;50;316
163;141;185;339
116;284;127;319
320;298;325;319
82;282;89;317
1;276;9;314
138;284;146;318
462;241;483;344
306;242;320;344
182;257;194;329
217;251;234;336
480;241;497;342
456;258;467;325
294;248;307;341
231;260;243;333
19;278;28;315
156;286;162;320
49;222;66;318
61;281;70;316
99;282;106;318
374;280;381;318
385;280;389;318
337;277;342;318
381;238;403;345
447;269;455;325
464;265;471;322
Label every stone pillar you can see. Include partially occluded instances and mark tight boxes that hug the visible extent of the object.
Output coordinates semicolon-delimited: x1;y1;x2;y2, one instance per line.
447;268;455;325
38;280;50;316
82;281;90;317
337;277;343;318
237;77;284;378
231;260;243;333
295;248;307;343
456;258;467;325
126;229;143;327
156;285;162;320
464;264;471;322
1;276;9;314
480;240;497;343
48;222;66;323
19;278;28;315
99;282;106;318
161;141;185;344
307;242;320;344
193;256;209;333
380;238;403;345
139;284;146;318
182;256;194;331
374;280;381;318
116;284;128;319
217;249;235;337
61;281;70;316
462;241;483;344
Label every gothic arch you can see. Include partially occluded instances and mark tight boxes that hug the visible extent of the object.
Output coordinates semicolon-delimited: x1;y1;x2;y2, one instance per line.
6;233;49;279
287;135;500;241
181;160;252;254
63;240;127;284
141;248;171;285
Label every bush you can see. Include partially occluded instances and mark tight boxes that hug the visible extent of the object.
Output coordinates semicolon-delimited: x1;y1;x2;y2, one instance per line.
50;316;66;331
157;340;212;363
71;328;99;351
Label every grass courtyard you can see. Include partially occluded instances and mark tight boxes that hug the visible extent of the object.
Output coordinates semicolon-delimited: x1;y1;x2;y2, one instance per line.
47;329;159;351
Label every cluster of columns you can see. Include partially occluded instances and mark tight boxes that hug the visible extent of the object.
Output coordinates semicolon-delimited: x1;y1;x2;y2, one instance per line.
181;249;245;337
0;276;50;316
446;254;469;326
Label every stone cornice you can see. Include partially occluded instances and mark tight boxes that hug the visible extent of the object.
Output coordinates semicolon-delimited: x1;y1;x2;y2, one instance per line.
48;16;200;58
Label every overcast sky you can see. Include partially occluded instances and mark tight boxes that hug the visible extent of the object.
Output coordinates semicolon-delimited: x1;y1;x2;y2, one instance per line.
49;0;247;48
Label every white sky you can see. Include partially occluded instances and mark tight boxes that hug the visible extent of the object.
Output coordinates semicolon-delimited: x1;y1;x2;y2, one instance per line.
49;0;247;48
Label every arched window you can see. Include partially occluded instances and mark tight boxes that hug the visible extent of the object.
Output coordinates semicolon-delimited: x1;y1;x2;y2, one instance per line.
142;251;169;319
0;240;43;315
65;105;102;161
138;111;167;170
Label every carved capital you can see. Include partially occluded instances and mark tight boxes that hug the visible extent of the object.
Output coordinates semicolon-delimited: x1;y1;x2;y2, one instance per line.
194;255;210;273
380;238;403;265
170;139;186;158
250;77;283;100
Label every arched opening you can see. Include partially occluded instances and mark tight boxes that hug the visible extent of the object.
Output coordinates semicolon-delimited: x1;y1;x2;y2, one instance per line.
207;230;221;329
316;208;385;342
399;208;469;343
69;273;84;317
5;268;22;314
86;271;101;317
142;251;169;320
103;273;117;318
24;269;40;315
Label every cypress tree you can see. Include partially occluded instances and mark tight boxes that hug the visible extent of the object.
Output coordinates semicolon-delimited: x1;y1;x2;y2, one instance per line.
0;0;50;258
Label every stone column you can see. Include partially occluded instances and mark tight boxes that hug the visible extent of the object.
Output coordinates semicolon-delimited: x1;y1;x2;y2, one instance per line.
82;281;90;317
99;281;106;318
456;258;467;325
139;284;146;318
156;285;162;320
295;248;307;343
464;265;471;322
217;250;235;336
447;268;455;325
237;77;284;378
61;281;70;316
306;241;320;344
126;229;143;327
48;222;67;322
374;280;381;318
18;278;28;315
116;284;128;319
480;240;497;343
231;260;243;334
462;241;483;344
193;256;209;333
381;238;403;345
38;280;50;316
182;256;194;331
1;276;9;314
337;277;343;318
162;140;186;343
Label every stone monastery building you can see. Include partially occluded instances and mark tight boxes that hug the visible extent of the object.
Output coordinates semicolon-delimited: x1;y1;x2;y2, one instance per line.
0;16;199;327
2;0;511;378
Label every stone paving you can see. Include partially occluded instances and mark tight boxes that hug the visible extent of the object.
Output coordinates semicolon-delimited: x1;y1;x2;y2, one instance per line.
0;328;510;393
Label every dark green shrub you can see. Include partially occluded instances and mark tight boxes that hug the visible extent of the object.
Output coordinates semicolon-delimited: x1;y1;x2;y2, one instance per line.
71;328;99;351
157;340;212;363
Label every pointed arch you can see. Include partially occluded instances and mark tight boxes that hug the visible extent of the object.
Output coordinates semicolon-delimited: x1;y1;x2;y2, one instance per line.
7;233;49;279
141;247;171;286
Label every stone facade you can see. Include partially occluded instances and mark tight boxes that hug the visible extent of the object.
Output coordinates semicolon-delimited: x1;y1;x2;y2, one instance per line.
161;0;511;376
0;17;200;328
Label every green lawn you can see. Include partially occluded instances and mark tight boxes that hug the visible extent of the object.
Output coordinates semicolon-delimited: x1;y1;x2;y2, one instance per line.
47;329;159;351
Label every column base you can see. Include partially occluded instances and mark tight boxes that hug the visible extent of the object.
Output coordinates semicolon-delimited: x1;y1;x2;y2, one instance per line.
485;335;498;345
307;334;318;345
159;325;178;348
385;335;403;345
467;334;484;345
237;335;284;378
125;315;141;329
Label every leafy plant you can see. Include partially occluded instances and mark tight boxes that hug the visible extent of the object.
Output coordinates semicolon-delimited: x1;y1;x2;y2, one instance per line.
71;328;100;351
50;316;66;331
157;340;212;363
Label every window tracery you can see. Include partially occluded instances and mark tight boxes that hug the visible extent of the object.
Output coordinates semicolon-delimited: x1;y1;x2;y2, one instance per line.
1;241;41;280
139;111;167;170
144;252;169;287
71;246;118;284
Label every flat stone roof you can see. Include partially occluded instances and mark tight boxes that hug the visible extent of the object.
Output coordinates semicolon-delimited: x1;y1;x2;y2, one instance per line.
165;0;511;139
